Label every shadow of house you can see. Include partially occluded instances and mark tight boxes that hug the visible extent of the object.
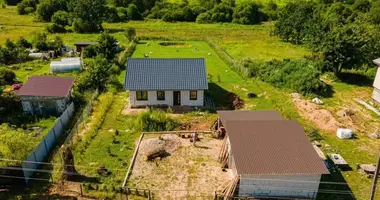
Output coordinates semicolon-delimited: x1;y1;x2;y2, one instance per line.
337;72;373;87
207;83;243;110
317;166;355;200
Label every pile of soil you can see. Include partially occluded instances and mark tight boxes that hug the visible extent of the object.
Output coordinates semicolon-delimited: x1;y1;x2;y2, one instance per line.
291;95;340;132
139;134;181;155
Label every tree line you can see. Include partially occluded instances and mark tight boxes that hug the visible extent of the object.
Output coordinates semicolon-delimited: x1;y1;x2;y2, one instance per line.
5;0;280;33
274;0;380;74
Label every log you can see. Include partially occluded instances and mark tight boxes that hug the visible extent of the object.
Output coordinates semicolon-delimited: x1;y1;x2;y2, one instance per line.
144;149;167;161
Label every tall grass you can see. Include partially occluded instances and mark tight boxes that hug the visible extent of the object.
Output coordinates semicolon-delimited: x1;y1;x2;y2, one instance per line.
135;109;179;132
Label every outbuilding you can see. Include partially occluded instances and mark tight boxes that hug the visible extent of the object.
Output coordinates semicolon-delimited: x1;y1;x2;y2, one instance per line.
124;58;208;108
50;57;82;73
372;58;380;105
74;41;98;53
17;76;75;115
217;111;329;199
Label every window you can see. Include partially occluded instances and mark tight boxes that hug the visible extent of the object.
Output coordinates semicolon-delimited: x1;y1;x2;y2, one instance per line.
136;91;148;100
157;91;165;101
190;91;197;100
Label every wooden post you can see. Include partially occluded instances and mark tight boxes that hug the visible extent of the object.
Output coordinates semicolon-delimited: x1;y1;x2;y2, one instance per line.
80;184;83;196
370;152;380;200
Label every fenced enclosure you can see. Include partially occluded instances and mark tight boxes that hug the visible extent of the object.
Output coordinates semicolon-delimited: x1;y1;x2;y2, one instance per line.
22;102;75;184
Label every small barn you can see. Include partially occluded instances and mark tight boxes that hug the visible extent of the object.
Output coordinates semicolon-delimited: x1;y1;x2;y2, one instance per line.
216;111;329;199
50;57;82;73
372;58;380;105
17;76;75;115
124;58;208;108
74;41;98;53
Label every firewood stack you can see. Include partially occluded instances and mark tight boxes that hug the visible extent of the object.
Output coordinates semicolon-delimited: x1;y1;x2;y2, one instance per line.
220;176;240;199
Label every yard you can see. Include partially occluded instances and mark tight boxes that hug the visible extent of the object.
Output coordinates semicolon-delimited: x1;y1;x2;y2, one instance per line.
128;133;232;200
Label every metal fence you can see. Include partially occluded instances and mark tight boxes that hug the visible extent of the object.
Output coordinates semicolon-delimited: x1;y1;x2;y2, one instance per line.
63;89;99;146
22;103;75;184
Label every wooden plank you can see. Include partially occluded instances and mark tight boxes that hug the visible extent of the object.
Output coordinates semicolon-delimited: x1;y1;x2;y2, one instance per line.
143;130;212;134
313;145;327;160
122;132;145;187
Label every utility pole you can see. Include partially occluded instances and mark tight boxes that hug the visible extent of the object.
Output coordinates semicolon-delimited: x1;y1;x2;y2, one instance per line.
370;152;380;200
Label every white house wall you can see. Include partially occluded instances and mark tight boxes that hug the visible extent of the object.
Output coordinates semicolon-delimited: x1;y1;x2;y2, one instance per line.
239;174;321;199
373;88;380;105
129;90;204;107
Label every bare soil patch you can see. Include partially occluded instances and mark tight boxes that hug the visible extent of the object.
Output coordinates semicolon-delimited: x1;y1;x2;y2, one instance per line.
128;133;232;200
291;94;340;132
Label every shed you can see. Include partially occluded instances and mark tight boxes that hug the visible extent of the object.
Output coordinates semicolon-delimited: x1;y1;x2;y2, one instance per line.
218;111;329;199
17;76;75;115
124;58;208;108
74;42;98;52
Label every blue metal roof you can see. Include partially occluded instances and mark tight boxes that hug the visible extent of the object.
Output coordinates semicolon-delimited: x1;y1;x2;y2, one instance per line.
124;58;208;91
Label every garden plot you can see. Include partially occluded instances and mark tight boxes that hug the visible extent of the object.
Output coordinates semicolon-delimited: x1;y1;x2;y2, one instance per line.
129;133;232;200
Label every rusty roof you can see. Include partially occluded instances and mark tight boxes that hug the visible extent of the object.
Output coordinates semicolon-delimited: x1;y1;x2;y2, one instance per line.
17;76;75;97
218;110;284;125
225;120;329;175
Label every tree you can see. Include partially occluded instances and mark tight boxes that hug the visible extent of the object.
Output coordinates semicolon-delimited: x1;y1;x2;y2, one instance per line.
352;0;371;12
196;12;212;23
126;27;136;42
127;3;143;20
86;55;112;90
17;0;37;15
17;37;32;49
96;32;118;60
211;3;233;22
36;0;67;21
369;0;380;24
33;32;49;51
72;0;106;33
232;2;263;24
47;11;70;33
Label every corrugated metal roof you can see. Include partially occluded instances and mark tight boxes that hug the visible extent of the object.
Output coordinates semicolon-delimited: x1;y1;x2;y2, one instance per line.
225;120;329;175
218;110;284;125
17;76;75;97
124;58;208;91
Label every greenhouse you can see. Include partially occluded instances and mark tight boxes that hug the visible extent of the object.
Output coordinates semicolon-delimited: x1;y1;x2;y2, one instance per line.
50;58;82;73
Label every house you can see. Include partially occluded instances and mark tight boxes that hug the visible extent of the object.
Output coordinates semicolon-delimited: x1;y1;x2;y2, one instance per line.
74;42;98;53
17;76;75;115
372;58;380;105
124;58;208;108
217;111;329;199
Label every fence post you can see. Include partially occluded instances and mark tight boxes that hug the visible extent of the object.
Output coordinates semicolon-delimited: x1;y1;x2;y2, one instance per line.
80;184;83;196
43;138;49;156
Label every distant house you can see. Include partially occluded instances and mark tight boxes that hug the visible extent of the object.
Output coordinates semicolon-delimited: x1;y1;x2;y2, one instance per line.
216;111;329;199
74;42;98;53
124;58;208;108
17;76;75;115
372;58;380;105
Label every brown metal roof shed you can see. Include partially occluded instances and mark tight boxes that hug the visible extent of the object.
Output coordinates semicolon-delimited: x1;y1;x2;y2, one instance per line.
17;76;75;97
225;120;329;175
217;110;284;125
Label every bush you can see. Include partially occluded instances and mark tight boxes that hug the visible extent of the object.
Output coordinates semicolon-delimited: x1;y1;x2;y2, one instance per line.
127;3;143;20
17;0;37;15
105;6;120;23
17;37;32;49
232;2;264;24
196;12;212;24
0;69;16;85
47;23;66;33
252;59;332;97
135;109;179;132
36;0;67;21
51;11;70;26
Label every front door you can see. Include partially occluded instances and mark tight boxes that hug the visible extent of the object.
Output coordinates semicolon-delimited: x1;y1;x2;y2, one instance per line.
173;91;181;106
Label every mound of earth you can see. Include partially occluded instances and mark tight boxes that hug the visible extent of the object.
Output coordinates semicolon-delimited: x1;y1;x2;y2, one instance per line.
291;94;340;132
139;134;181;155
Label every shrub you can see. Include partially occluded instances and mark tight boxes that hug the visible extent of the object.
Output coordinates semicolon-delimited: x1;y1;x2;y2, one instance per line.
127;3;143;20
232;2;263;24
105;6;120;23
135;109;179;132
17;0;37;15
17;37;32;49
0;69;16;85
252;59;332;97
196;12;212;24
36;0;67;21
